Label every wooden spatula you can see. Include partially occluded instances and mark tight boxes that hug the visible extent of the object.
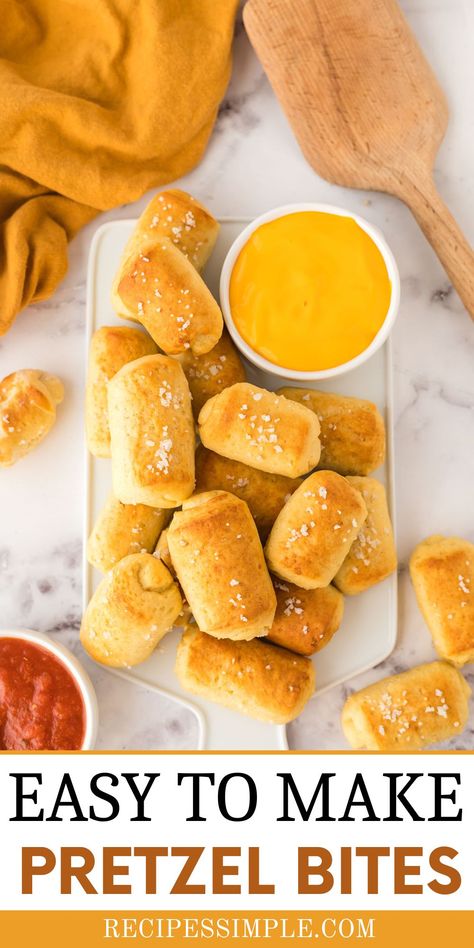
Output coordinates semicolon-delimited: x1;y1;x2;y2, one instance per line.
244;0;474;319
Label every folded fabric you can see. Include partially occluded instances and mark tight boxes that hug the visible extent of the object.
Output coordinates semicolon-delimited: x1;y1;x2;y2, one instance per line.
0;0;239;334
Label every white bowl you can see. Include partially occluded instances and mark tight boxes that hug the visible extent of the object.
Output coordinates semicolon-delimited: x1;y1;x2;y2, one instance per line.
0;628;98;750
219;202;400;382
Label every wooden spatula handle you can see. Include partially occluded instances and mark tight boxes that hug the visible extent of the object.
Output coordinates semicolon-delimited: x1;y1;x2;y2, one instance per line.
397;176;474;320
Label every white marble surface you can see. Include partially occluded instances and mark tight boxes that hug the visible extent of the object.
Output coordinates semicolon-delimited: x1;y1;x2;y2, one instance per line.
0;0;473;750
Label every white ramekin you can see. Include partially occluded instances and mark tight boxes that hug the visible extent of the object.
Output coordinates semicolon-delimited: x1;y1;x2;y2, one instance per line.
0;628;98;750
220;202;400;382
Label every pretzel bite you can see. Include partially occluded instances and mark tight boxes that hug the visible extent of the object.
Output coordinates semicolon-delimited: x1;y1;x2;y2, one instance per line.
410;535;474;666
198;382;321;477
112;189;220;276
87;493;171;573
178;330;246;419
176;626;315;724
81;553;182;667
334;476;397;594
265;470;367;588
342;661;471;750
0;370;63;467
113;241;223;356
167;490;276;640
195;445;301;540
279;387;385;475
108;354;195;507
86;325;156;458
267;579;344;655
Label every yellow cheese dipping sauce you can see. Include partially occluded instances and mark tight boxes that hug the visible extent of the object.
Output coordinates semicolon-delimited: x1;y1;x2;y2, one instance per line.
229;211;392;372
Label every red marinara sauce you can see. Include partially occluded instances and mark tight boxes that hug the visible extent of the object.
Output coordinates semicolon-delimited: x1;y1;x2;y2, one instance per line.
0;637;85;750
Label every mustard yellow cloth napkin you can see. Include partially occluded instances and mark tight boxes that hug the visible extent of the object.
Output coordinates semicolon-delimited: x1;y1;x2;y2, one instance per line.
0;0;239;334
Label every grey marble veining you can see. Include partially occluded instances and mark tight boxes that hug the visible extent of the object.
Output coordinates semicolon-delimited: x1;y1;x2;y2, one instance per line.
0;0;473;751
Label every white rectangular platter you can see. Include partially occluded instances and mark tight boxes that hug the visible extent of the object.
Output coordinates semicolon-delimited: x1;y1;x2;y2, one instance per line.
85;218;397;751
